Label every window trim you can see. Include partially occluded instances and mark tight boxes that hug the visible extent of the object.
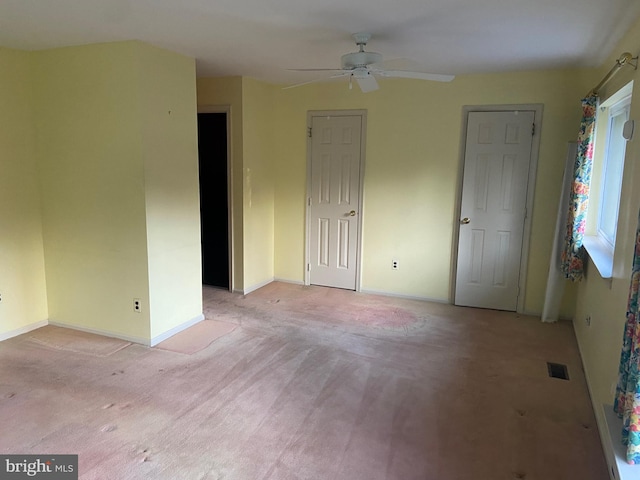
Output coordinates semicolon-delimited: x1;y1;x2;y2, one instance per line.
596;96;631;249
583;81;633;279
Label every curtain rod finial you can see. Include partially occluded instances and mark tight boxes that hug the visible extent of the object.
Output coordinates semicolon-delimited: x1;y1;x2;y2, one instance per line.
618;52;638;70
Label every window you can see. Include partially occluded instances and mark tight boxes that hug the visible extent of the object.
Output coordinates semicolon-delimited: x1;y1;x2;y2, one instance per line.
583;81;633;278
598;96;631;247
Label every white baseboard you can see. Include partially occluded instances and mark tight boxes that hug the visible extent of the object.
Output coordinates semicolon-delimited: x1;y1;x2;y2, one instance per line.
243;277;274;295
150;314;205;347
274;278;305;286
573;320;617;480
359;288;448;304
48;320;150;346
34;314;207;348
521;308;573;321
0;320;48;342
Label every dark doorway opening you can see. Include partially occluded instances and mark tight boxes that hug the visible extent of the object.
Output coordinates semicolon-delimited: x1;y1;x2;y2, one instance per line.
197;112;230;289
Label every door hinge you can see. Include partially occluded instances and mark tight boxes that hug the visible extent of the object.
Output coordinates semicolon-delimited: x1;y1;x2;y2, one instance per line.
307;263;310;272
307;127;312;138
531;123;535;136
308;197;311;206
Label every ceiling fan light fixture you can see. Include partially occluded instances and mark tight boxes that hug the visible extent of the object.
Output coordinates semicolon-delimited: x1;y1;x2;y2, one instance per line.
341;51;383;70
352;67;371;79
285;32;454;93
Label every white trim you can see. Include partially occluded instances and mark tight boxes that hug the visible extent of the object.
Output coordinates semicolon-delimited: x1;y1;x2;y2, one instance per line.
197;104;234;293
597;95;631;248
359;288;449;304
0;320;48;342
48;320;149;346
274;278;305;286
4;314;208;348
242;277;274;295
603;405;640;480
453;104;543;313
573;320;617;480
150;314;205;347
520;309;573;321
583;235;614;279
305;109;367;291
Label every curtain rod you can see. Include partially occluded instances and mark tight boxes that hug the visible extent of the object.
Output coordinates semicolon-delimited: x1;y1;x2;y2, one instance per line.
587;52;638;97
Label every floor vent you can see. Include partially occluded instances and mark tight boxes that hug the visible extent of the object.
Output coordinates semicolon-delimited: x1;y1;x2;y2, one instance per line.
547;362;569;380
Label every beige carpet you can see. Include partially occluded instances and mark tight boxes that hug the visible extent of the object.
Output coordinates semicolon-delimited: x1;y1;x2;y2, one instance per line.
155;319;237;354
27;325;131;357
0;282;608;479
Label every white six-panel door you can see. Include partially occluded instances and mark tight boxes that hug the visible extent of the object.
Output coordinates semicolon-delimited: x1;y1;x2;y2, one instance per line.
308;115;363;290
455;111;535;311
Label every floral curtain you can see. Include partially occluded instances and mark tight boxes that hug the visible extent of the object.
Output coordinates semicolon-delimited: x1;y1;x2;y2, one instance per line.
560;94;599;281
615;210;640;464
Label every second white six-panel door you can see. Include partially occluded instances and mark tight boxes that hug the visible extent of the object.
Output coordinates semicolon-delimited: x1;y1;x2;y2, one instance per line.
455;110;535;311
309;115;363;290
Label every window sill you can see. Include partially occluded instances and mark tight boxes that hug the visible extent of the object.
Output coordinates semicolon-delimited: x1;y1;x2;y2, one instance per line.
583;235;614;279
603;405;640;480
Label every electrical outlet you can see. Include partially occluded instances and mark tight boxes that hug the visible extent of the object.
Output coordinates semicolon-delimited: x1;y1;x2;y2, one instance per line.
392;259;399;270
133;298;141;313
585;315;591;326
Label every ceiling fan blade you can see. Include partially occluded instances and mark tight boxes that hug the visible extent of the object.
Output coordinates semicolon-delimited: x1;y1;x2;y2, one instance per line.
376;70;455;82
287;68;346;72
370;58;420;71
283;72;350;90
356;74;379;93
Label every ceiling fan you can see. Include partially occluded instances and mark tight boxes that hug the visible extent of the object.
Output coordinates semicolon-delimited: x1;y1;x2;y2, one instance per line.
285;33;455;93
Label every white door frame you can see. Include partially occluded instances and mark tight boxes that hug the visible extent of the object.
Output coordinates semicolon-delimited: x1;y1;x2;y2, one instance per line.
452;104;543;313
305;109;367;291
197;104;234;292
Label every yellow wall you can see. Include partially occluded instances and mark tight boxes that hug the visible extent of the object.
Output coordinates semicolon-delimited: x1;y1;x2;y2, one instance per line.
242;78;276;291
30;41;202;343
137;43;203;341
272;71;581;315
196;77;244;292
32;42;151;341
0;48;48;338
196;77;276;293
572;13;640;465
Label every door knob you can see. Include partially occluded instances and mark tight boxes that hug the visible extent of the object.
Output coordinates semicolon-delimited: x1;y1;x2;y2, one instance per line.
349;210;357;217
460;217;470;224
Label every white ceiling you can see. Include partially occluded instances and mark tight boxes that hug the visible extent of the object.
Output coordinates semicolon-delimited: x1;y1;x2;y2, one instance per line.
1;0;640;85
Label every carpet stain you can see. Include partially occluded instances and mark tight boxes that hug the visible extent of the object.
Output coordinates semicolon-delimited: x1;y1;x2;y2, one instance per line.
356;306;418;328
0;283;610;480
27;326;131;357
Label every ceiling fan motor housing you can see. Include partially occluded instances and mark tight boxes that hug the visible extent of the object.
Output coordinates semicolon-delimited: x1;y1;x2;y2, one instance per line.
341;51;383;69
